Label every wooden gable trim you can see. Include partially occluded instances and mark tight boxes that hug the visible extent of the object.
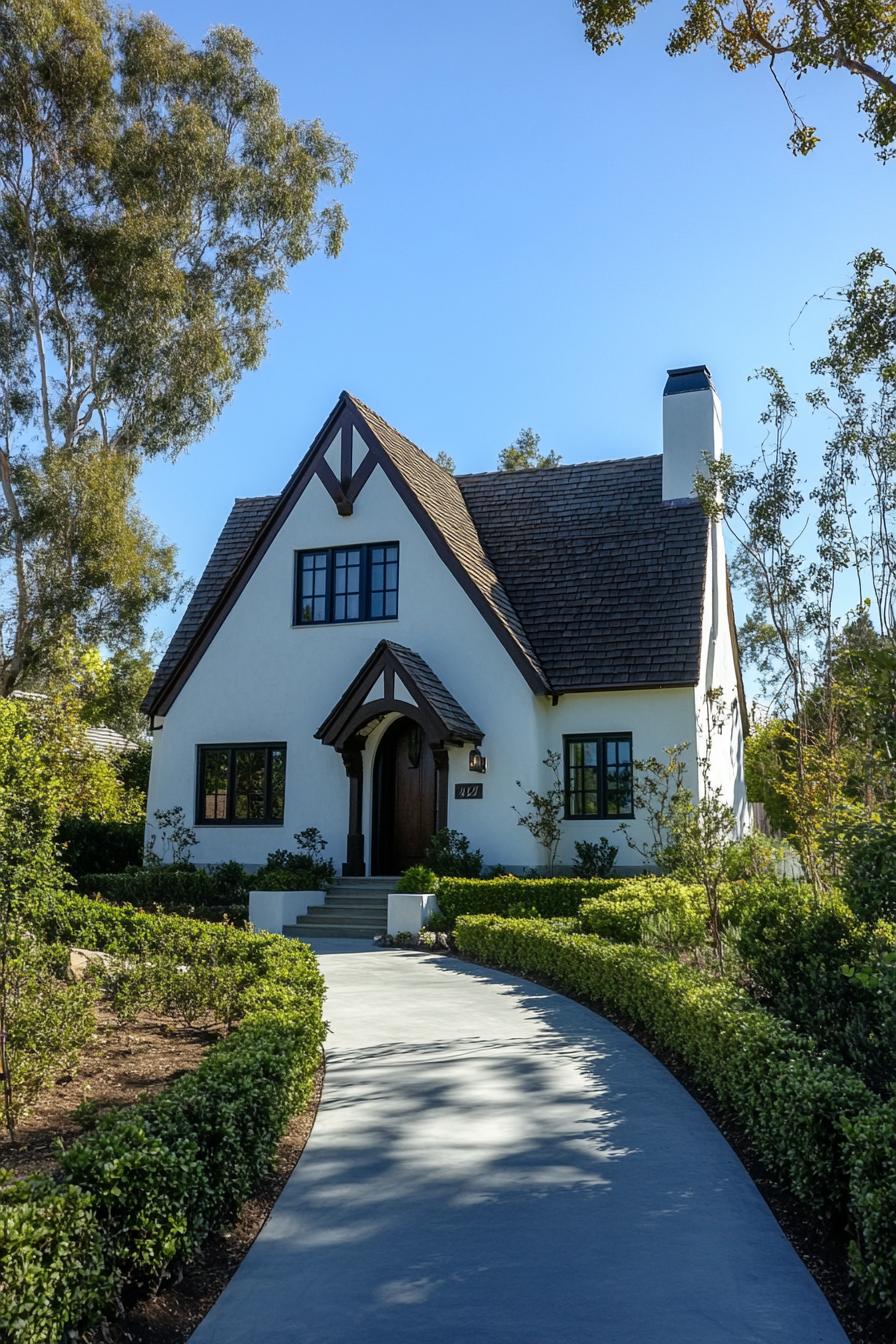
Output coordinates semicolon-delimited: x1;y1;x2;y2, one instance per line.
315;639;483;751
149;392;547;715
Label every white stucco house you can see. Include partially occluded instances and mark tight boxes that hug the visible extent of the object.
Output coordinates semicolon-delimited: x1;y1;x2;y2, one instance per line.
143;364;748;878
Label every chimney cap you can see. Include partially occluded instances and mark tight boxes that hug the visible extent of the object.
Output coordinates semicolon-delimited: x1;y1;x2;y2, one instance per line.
664;365;713;396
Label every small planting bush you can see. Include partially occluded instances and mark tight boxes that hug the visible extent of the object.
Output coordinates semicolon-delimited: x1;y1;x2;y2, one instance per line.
438;875;624;924
395;865;437;894
572;838;618;878
424;827;483;877
253;828;335;891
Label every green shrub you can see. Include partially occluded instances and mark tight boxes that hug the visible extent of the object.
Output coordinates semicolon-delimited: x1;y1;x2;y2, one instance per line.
572;838;618;878
81;865;219;907
454;916;872;1223
843;1097;896;1312
841;819;896;923
4;942;98;1132
732;878;896;1093
58;817;144;881
424;827;483;877
438;875;624;924
395;865;437;894
254;827;335;890
579;876;703;950
2;891;325;1337
251;864;330;892
0;1172;108;1344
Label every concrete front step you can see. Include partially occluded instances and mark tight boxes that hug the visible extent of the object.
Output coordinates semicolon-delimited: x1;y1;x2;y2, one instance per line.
307;901;387;916
300;908;384;925
285;923;383;940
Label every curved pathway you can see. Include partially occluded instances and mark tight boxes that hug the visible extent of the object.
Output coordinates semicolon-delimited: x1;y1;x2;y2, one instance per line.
190;943;847;1344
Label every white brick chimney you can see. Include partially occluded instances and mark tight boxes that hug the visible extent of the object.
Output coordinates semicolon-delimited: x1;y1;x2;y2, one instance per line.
662;365;723;502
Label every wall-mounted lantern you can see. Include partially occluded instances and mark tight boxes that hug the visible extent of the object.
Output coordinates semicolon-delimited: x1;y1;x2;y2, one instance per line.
468;747;487;774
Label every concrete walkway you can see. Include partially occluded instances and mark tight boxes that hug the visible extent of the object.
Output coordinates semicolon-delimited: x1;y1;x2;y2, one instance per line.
190;943;848;1344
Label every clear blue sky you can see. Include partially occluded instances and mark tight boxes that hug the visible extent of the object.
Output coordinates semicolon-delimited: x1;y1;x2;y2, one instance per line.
137;0;894;652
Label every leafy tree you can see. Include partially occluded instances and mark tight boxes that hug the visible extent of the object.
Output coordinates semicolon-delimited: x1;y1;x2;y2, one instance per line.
575;1;896;157
0;1;353;693
698;251;896;884
434;450;456;473
498;427;561;471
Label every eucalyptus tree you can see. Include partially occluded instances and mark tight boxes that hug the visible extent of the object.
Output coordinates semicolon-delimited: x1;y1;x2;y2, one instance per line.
575;1;896;157
0;0;353;692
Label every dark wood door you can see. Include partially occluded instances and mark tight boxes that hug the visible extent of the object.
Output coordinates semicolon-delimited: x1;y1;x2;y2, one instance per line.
374;717;436;874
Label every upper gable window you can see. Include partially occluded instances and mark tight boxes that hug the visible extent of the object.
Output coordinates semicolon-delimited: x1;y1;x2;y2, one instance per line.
295;543;399;625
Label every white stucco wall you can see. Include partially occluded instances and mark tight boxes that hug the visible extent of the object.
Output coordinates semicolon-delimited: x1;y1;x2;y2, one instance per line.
146;423;748;875
694;518;749;834
146;433;544;873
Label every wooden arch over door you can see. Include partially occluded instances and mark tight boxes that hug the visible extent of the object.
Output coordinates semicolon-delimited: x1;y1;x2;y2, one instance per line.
315;640;483;877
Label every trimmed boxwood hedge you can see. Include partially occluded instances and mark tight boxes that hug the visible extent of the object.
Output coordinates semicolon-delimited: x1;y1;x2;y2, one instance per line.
453;915;896;1310
437;875;624;922
1;893;325;1343
579;876;704;946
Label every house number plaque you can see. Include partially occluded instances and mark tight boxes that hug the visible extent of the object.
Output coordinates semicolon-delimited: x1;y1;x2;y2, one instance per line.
455;783;483;800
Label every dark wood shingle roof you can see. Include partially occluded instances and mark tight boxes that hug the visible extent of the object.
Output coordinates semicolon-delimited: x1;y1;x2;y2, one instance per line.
457;457;708;691
144;496;278;710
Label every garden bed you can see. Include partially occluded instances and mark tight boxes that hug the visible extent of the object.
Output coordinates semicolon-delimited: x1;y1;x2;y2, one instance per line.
1;1005;221;1181
109;1066;324;1344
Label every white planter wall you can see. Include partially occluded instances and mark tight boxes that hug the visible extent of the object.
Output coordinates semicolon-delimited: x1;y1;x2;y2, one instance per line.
248;890;324;935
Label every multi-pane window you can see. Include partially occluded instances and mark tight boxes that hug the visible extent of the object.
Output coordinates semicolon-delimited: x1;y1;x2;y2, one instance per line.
197;744;286;825
564;734;633;819
294;543;399;625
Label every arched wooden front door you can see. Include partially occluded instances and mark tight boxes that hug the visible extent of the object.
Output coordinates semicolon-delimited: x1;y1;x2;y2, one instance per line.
372;717;437;875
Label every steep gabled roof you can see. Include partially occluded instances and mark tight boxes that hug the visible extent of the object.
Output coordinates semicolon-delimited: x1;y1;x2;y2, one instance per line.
143;495;277;712
457;457;708;692
346;395;545;689
143;393;710;717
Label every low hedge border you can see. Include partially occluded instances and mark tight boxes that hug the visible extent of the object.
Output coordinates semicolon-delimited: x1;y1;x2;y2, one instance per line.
437;875;624;922
1;892;325;1343
453;915;895;1310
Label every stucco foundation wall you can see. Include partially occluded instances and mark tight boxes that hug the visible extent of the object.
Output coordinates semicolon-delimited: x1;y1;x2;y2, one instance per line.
146;448;544;872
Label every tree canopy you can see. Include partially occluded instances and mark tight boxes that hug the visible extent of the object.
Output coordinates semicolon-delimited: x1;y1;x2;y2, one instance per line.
0;0;353;693
575;1;896;157
498;427;561;471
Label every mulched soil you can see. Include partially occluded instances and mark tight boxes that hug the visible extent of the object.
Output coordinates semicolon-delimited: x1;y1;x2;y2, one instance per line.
447;948;895;1344
107;1066;324;1344
1;1006;221;1180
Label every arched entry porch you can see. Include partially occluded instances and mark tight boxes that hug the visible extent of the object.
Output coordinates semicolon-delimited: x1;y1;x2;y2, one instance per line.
315;640;483;876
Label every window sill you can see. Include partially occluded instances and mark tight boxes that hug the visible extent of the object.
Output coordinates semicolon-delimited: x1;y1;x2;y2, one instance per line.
291;616;399;629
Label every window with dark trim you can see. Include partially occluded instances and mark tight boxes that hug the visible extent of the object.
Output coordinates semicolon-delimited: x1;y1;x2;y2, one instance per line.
196;744;286;825
563;734;633;819
294;543;399;625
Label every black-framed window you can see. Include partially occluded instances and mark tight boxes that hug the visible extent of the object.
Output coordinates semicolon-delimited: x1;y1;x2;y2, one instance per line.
294;543;399;625
196;744;286;825
564;734;633;819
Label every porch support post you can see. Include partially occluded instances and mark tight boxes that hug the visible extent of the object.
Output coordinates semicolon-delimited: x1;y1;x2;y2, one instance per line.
341;741;365;876
432;745;450;831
